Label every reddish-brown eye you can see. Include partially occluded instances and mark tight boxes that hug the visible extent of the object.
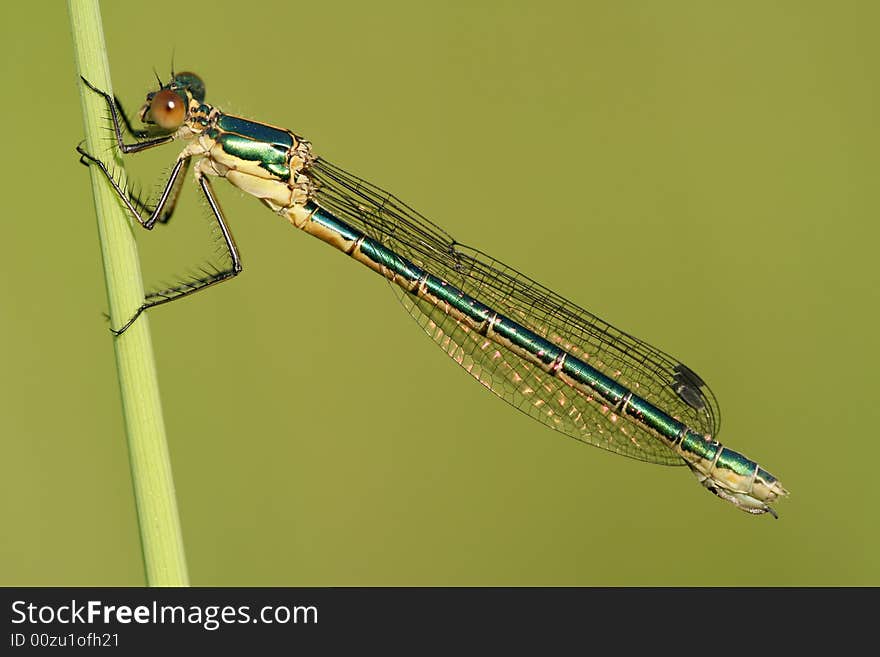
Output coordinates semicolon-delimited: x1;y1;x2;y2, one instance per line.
150;89;186;129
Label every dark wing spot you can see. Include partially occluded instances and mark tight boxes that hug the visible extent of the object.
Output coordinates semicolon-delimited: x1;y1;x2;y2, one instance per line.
672;363;706;410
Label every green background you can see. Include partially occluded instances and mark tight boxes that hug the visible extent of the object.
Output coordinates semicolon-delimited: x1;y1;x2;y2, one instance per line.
2;1;877;585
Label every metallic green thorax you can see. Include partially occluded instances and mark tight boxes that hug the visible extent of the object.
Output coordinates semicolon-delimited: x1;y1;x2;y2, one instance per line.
208;113;296;181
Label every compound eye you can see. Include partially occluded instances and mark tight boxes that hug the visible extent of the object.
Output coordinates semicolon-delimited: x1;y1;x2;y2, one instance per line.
150;89;186;129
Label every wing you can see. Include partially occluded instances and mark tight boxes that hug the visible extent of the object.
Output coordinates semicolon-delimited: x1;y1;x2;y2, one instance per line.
310;158;720;465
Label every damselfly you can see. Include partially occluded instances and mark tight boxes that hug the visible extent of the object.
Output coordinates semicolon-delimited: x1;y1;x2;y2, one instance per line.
78;71;788;517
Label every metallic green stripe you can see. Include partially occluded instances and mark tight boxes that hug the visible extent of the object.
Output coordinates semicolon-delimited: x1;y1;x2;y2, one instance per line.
715;446;759;477
216;113;294;149
264;162;290;179
679;430;720;461
624;396;686;441
756;467;778;484
359;237;425;282
561;357;626;406
493;316;561;366
216;132;290;180
310;205;361;243
424;274;494;325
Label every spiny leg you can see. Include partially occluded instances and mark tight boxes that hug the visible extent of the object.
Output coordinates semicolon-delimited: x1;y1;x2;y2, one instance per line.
81;77;189;224
111;94;149;140
80;76;173;154
77;145;190;230
139;157;191;225
111;169;242;336
155;157;190;224
77;147;190;227
78;144;242;334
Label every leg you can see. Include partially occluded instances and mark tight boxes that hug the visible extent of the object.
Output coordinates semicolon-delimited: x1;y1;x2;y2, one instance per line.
80;77;190;223
112;95;150;140
80;76;173;154
77;144;189;229
154;157;190;224
111;169;242;336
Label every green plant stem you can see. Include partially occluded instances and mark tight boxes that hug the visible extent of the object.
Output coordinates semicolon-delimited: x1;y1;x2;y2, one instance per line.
68;0;189;586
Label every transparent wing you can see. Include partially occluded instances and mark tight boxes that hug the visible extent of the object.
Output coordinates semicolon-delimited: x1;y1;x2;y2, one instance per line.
310;158;721;465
